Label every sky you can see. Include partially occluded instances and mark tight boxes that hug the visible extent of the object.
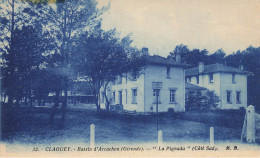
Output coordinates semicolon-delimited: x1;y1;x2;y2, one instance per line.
98;0;260;57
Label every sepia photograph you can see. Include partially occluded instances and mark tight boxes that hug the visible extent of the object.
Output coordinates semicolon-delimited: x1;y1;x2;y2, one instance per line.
0;0;260;157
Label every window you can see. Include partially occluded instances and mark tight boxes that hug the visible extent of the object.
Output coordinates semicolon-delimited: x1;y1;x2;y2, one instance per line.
170;90;176;103
196;76;199;84
132;89;137;104
227;91;232;104
167;66;170;78
186;77;191;83
153;89;161;104
236;91;241;104
112;91;115;103
125;90;127;104
232;74;236;84
209;73;214;84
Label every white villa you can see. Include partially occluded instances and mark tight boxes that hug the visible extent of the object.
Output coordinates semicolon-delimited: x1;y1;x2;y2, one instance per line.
185;62;251;110
100;50;189;113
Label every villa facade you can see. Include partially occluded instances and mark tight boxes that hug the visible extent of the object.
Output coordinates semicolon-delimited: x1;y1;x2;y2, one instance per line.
185;62;251;109
100;52;189;113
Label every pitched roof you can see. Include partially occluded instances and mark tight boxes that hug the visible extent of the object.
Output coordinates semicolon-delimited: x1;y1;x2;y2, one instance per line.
185;63;252;76
145;55;190;67
185;83;207;90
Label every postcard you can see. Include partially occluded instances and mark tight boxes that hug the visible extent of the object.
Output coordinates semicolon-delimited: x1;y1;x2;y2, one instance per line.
0;0;260;157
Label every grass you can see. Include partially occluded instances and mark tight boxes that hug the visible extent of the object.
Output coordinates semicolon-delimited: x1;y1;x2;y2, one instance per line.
1;103;248;145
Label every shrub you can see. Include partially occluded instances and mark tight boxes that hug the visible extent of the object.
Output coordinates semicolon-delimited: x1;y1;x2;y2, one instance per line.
185;89;219;111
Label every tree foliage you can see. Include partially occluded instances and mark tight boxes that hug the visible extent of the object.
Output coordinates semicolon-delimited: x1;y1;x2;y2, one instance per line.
73;25;145;114
0;0;145;123
168;44;210;67
1;24;49;105
185;89;219;111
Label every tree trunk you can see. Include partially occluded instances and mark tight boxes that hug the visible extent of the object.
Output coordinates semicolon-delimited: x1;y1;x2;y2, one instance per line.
42;98;46;106
37;98;41;106
3;94;6;103
105;97;110;113
28;80;33;108
24;97;28;106
15;97;21;107
7;0;15;106
49;90;60;124
60;79;68;128
59;5;70;128
104;92;110;113
96;104;101;115
29;94;33;108
90;81;102;117
103;83;110;113
95;94;101;116
73;96;76;105
95;93;101;116
8;96;13;105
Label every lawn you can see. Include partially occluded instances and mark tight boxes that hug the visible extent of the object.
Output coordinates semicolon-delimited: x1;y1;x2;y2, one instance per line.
1;103;247;146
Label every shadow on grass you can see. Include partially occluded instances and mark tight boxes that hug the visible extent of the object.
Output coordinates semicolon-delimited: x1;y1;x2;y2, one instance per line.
1;103;247;144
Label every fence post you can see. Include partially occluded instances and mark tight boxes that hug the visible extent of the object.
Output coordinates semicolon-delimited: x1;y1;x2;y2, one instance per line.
158;130;163;146
246;105;255;143
90;124;95;148
210;127;214;145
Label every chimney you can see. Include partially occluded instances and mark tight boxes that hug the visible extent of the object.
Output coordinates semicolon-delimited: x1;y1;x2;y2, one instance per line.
175;52;181;63
142;47;149;55
199;62;204;73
